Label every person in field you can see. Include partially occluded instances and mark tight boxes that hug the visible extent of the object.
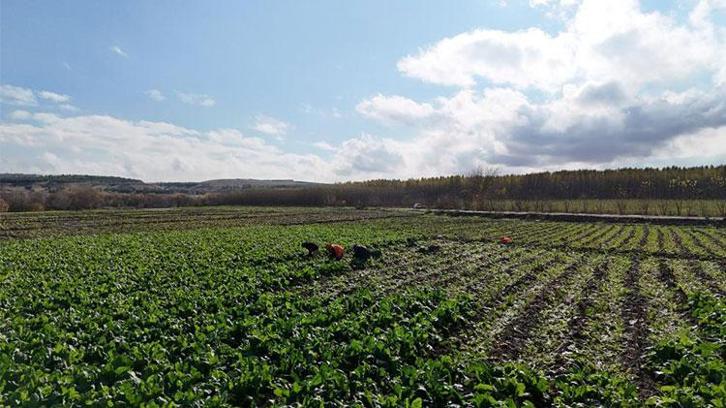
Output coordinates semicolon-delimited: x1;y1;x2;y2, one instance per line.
326;243;345;260
302;242;319;255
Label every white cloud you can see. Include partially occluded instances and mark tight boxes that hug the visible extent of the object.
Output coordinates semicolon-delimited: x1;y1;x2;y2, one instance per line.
397;0;722;91
398;28;575;89
341;0;726;176
252;114;290;136
1;85;74;109
313;141;337;151
329;134;407;177
145;89;166;102
109;45;128;57
345;84;726;176
0;113;332;182
356;95;435;125
652;125;726;160
0;85;37;106
38;90;71;103
8;110;32;120
58;104;80;112
2;1;724;182
176;91;215;107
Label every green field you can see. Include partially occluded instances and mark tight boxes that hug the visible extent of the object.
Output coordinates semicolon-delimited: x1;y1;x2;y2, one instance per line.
1;207;724;406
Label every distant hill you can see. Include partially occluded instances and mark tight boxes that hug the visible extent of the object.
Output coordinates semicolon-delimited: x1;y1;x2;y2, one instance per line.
0;173;324;194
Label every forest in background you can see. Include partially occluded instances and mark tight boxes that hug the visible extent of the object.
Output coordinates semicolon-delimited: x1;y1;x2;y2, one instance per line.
1;165;724;216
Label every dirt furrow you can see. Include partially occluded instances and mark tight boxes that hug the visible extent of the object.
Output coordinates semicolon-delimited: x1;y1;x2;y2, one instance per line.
379;251;493;296
582;224;621;248
529;222;590;245
487;258;583;362
551;259;610;372
511;239;719;263
434;254;563;356
669;229;690;257
620;257;655;399
657;260;688;305
425;248;543;294
573;224;612;247
638;225;650;248
681;228;711;257
613;226;637;249
691;228;726;258
689;260;725;297
656;229;666;253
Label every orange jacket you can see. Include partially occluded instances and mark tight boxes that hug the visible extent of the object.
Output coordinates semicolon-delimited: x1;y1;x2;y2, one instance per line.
326;244;345;260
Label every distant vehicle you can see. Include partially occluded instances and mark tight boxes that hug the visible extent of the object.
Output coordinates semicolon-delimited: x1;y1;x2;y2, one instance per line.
413;202;425;209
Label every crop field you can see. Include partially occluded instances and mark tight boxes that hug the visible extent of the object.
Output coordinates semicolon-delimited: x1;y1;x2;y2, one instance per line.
1;207;724;406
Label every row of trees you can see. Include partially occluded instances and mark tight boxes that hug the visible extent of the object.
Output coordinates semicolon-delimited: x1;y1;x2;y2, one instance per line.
1;166;723;212
0;187;198;212
347;166;726;201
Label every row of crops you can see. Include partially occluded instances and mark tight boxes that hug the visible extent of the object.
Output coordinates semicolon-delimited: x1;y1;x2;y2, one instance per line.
0;209;724;406
0;207;416;240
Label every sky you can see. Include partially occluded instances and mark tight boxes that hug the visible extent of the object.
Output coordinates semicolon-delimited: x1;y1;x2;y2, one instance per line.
1;0;725;182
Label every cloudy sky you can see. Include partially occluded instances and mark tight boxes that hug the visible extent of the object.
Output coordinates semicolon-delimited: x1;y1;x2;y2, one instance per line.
1;0;725;182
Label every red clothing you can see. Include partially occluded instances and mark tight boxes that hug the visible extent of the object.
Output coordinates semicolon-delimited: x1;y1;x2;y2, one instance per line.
326;244;345;260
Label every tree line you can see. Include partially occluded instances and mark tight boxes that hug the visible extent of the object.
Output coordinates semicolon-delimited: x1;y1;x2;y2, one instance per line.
0;165;723;213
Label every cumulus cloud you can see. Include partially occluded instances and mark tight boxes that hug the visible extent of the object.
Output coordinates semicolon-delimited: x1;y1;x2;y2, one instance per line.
0;85;37;106
350;85;726;175
252;115;290;136
651;125;726;161
145;89;166;102
330;134;406;177
491;88;726;166
356;95;435;125
3;1;724;181
313;141;337;151
1;85;75;109
37;91;71;103
398;28;575;89
176;91;216;107
8;110;33;120
109;45;128;57
398;0;721;91
59;104;79;112
0;112;333;182
354;0;726;174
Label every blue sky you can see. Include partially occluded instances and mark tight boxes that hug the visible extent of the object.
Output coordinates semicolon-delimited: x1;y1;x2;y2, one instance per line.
1;0;725;181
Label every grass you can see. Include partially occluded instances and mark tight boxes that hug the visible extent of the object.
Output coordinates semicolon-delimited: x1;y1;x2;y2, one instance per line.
467;199;725;217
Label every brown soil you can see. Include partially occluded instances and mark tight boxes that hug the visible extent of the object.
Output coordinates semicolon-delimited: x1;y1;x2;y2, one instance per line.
487;259;582;361
689;260;725;297
551;260;610;372
620;257;656;399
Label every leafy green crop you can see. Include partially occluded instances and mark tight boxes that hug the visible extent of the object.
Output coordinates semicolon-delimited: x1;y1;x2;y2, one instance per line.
0;209;724;406
646;293;725;407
